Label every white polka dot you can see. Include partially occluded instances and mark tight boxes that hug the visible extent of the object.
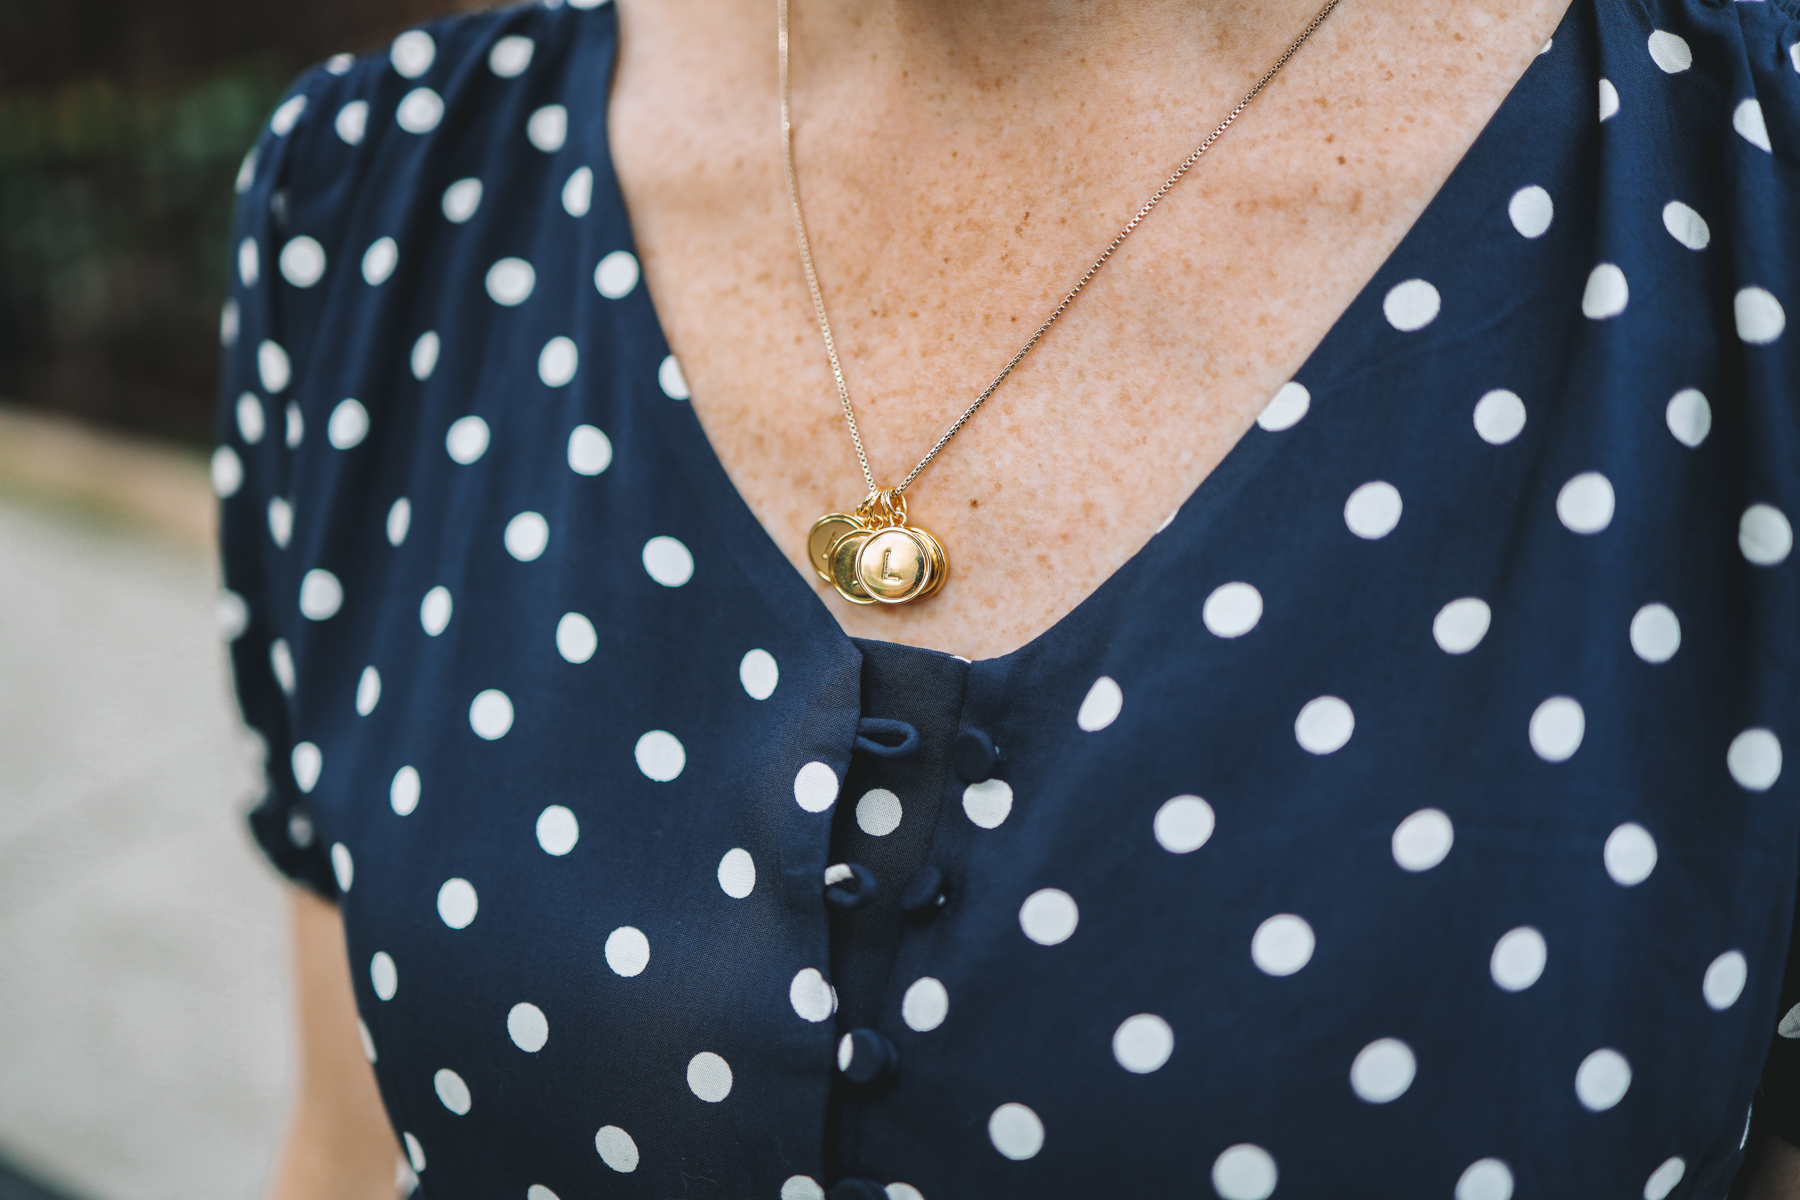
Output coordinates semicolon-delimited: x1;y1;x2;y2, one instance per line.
396;88;443;134
1202;582;1262;638
391;30;435;77
1539;38;1553;55
258;340;291;392
442;178;482;223
594;1125;638;1173
489;35;534;77
789;967;834;1023
1736;287;1786;344
1645;1157;1686;1200
527;105;568;152
987;1103;1043;1161
292;741;322;791
1112;1013;1174;1074
1740;504;1793;565
270;95;306;136
563;167;594;217
334;100;369;145
718;848;756;898
556;612;597;663
1256;381;1310;431
642;536;694;586
1473;390;1527;445
658;354;690;399
901;977;949;1033
1344;481;1403;539
233;150;257;196
733;648;779;700
330;842;354;891
390;766;420;816
507;1001;549;1051
470;690;514;740
1455;1158;1514;1200
963;779;1014;829
235;393;265;443
267;496;293;548
361;238;398;286
794;762;839;812
438;1067;477;1115
781;1177;825;1200
503;511;549;562
568;424;613;475
1556;472;1615;534
297;568;342;621
1490;927;1547;992
280;236;326;287
486;257;536;306
1575;1048;1631;1111
1647;30;1692;73
411;331;440;380
371;951;398;1000
1582;264;1629;319
403;1131;425;1172
285;402;304;448
1604;822;1657;886
1662;201;1710;251
1251;913;1314;976
1295;696;1354;755
446;415;490;465
1780;1004;1800;1038
687;1051;732;1102
604;926;650;977
385;497;411;547
326;398;369;450
1349;1037;1415;1103
217;589;249;640
1392;809;1454;872
856;788;903;836
1019;888;1079;946
535;805;579;856
1599;78;1620;121
1433;598;1492;654
1735;99;1772;152
634;730;685;781
1627;603;1680;664
357;1017;376;1063
596;250;641;299
270;638;295;695
1664;388;1711;447
287;812;312;847
538;336;578;387
886;1186;924;1200
1529;696;1584;763
1703;950;1748;1011
1383;279;1441;331
1728;728;1783;792
1154;795;1215;854
1508;186;1554;238
420;586;452;635
437;879;478;929
1212;1144;1278;1200
1077;675;1123;731
211;445;243;498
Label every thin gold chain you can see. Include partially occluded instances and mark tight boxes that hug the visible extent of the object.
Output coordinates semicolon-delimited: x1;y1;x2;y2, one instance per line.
779;0;1341;497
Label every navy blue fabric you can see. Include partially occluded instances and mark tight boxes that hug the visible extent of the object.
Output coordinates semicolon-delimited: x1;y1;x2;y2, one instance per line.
216;1;1800;1196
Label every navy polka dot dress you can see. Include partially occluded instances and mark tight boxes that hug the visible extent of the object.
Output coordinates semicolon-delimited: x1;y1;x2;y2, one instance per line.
215;1;1800;1196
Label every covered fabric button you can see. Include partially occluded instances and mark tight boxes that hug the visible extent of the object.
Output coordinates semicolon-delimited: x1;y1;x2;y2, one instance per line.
900;864;948;916
829;1181;888;1200
824;862;877;909
952;728;999;782
837;1027;901;1085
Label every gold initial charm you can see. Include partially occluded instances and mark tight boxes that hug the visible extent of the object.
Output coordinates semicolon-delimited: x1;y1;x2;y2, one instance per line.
807;490;947;607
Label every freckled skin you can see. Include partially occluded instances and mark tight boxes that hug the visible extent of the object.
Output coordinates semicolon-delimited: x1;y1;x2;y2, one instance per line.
611;0;1571;660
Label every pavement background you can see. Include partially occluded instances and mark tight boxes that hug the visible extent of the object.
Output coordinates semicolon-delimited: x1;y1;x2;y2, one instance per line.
0;405;291;1200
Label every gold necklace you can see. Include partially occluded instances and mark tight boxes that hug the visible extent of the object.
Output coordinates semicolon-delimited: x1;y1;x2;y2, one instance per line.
781;0;1341;606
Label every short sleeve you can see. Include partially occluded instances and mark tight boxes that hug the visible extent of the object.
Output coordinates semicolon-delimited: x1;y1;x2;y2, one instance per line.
215;57;376;899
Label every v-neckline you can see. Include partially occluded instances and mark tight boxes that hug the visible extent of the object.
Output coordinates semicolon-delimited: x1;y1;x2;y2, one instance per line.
593;0;1578;670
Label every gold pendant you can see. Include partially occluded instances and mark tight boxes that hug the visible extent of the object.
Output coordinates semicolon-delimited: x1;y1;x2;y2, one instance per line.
808;489;947;606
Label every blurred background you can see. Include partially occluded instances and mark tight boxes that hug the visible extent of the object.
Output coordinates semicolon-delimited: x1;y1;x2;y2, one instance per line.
0;1;476;1196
